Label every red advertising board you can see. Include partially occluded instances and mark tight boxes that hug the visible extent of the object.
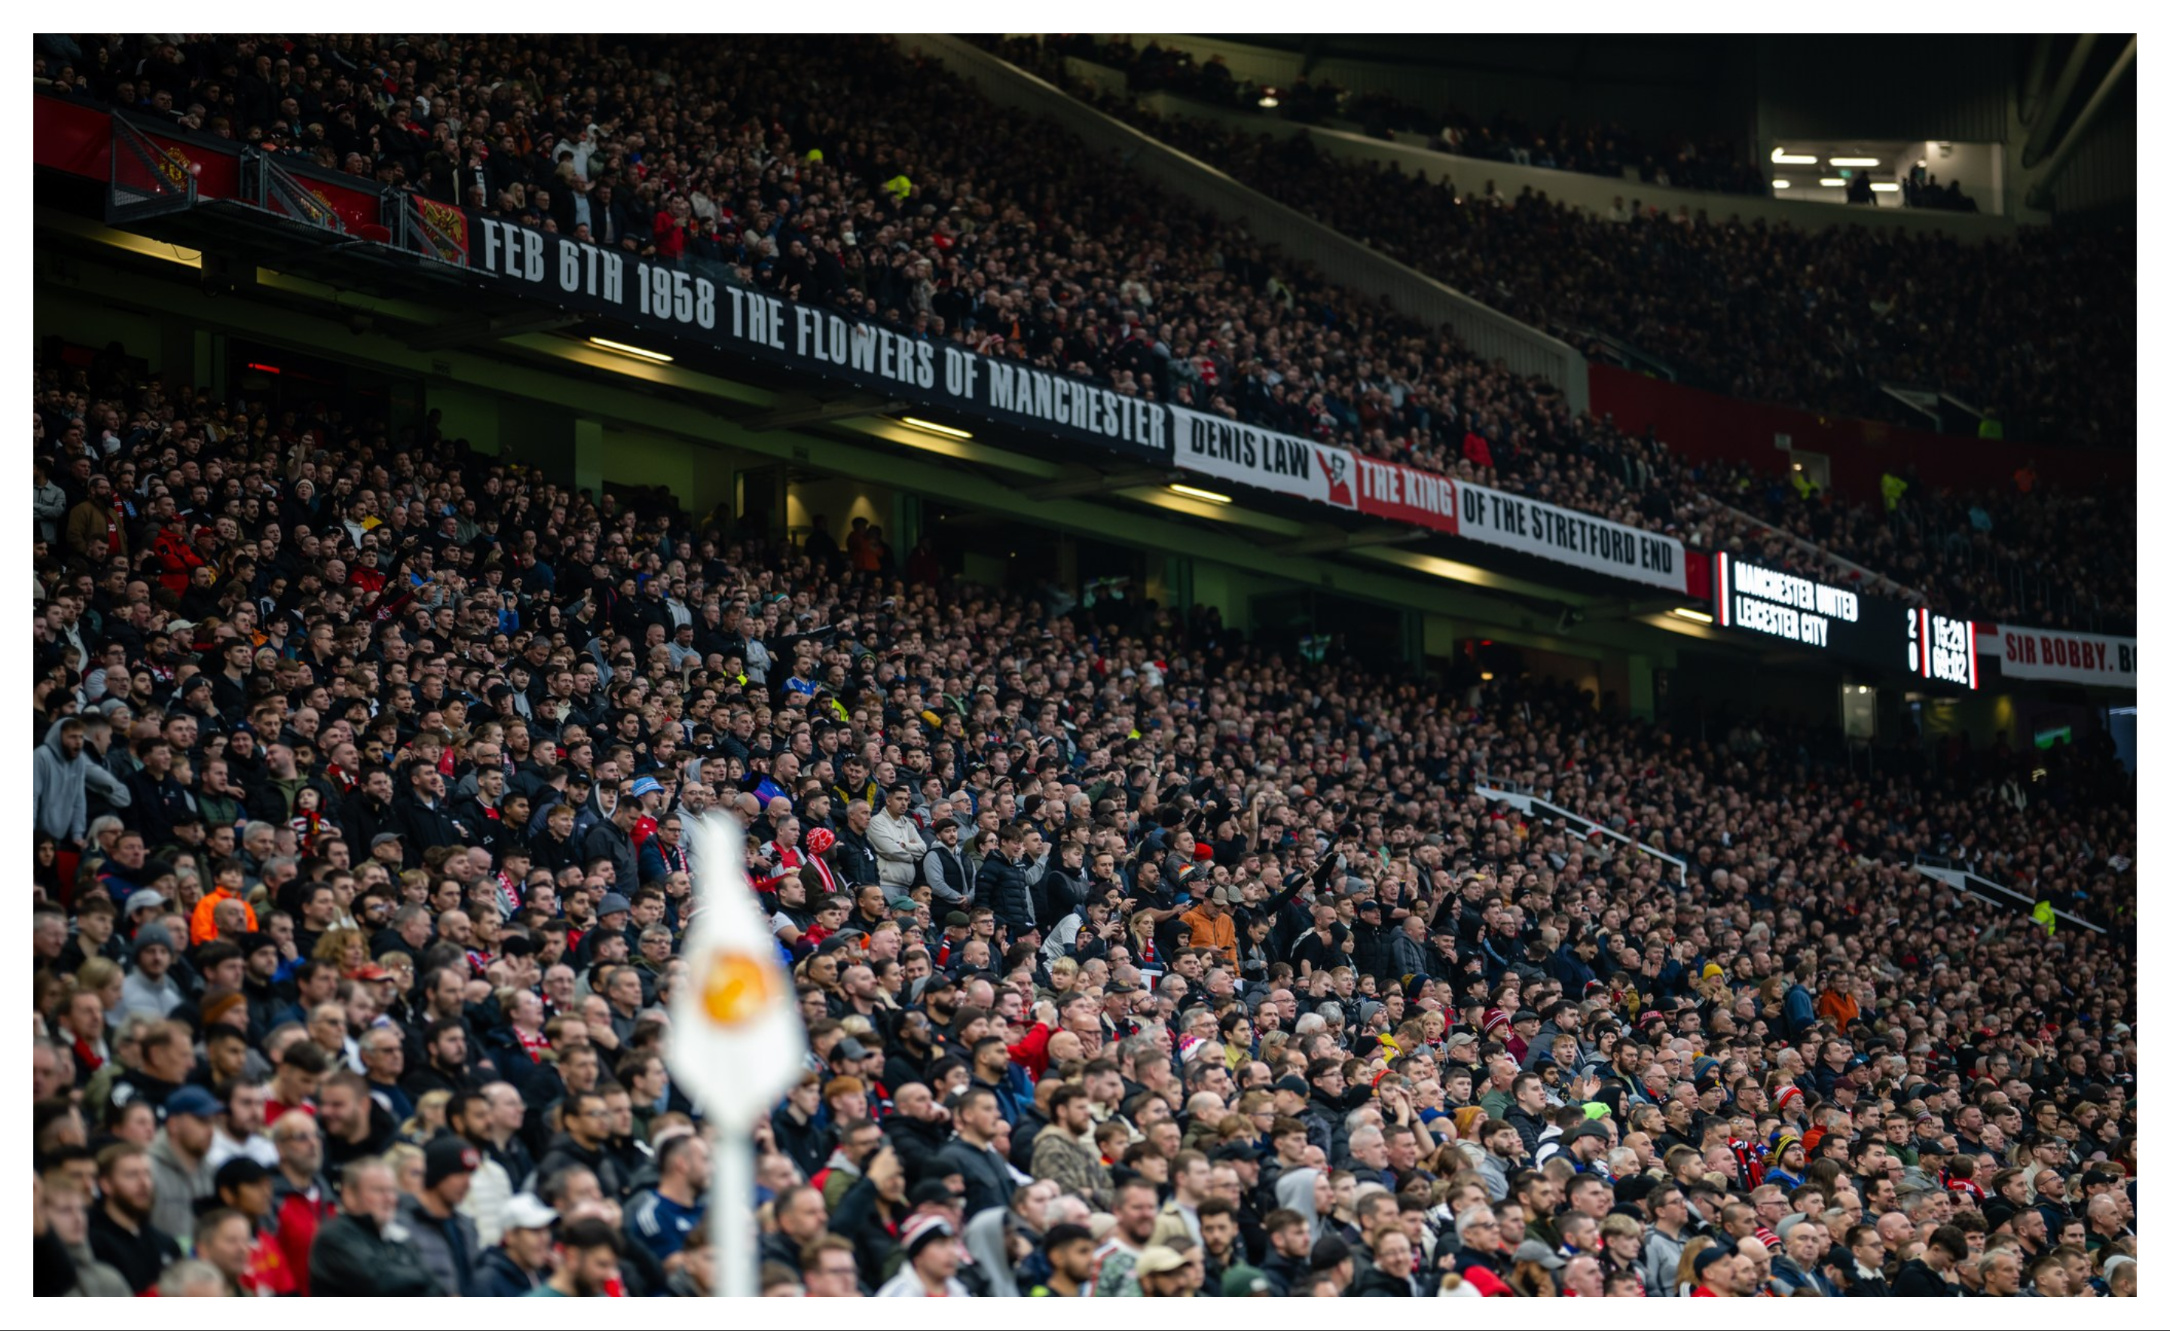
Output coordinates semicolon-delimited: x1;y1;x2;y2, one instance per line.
36;95;464;261
38;94;241;200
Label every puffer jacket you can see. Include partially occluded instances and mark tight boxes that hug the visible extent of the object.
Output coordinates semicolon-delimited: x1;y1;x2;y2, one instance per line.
397;1191;480;1297
307;1211;445;1297
978;851;1034;934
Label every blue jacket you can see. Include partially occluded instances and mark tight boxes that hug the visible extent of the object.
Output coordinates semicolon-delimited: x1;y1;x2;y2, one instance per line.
1782;984;1816;1040
1550;943;1596;995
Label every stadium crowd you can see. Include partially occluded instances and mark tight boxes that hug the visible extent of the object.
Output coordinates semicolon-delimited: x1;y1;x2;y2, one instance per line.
1036;34;1772;197
992;36;2137;454
29;332;2137;1296
35;34;2135;634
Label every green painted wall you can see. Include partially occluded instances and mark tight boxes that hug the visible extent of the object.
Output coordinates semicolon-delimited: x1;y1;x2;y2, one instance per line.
595;425;734;516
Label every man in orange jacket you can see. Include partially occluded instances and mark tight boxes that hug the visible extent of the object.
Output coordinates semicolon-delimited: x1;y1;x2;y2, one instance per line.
1179;885;1237;967
191;859;259;945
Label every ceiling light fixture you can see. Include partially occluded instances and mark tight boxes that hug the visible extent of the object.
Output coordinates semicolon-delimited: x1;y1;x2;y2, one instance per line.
1868;182;1900;193
1771;179;1792;189
1829;156;1881;167
1770;149;1819;165
1819;177;1847;187
588;337;673;363
1168;483;1233;505
898;416;973;440
1669;607;1714;624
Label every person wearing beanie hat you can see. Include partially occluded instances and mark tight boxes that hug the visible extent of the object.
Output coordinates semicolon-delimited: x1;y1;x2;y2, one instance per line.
401;1137;482;1296
117;920;185;1020
1765;1131;1806;1190
1308;1233;1354;1287
877;1214;968;1296
1220;1262;1274;1296
200;988;248;1031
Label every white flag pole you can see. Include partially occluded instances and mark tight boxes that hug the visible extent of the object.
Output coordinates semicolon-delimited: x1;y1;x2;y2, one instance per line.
714;1116;755;1299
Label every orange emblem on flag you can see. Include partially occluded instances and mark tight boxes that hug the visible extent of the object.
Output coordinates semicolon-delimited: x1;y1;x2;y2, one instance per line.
700;949;776;1026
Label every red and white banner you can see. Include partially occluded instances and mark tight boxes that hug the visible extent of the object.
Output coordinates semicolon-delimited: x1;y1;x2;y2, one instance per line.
1977;624;2135;689
1355;456;1458;534
1169;405;1356;510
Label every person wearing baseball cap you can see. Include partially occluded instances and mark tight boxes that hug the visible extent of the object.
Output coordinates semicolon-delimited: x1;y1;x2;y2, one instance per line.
148;1084;222;1238
1133;1243;1202;1297
475;1193;559;1296
402;1136;483;1296
204;1155;291;1296
1690;1241;1741;1296
625;775;667;851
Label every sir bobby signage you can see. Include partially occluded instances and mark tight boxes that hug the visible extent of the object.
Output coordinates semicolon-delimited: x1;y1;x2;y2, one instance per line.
1978;624;2135;690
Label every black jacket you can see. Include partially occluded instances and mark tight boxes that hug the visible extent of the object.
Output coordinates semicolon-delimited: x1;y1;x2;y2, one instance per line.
341;790;400;849
308;1211;445;1296
979;851;1034;933
933;1137;1016;1217
471;1245;546;1297
395;793;470;862
884;1112;952;1184
1351;920;1396;984
1504;1106;1547;1156
532;1133;628;1200
827;1174;903;1281
772;1106;834;1183
833;828;880;887
87;1203;179;1294
1892;1257;1959;1295
582;818;640;894
1035;865;1086;931
1259;1247;1307;1295
324;1098;401;1171
1349;1265;1416;1296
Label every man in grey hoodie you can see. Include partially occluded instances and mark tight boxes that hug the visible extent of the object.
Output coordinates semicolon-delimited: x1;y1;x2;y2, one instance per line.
34;717;132;848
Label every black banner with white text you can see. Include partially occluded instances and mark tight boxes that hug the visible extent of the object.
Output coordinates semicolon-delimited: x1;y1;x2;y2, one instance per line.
470;217;1170;462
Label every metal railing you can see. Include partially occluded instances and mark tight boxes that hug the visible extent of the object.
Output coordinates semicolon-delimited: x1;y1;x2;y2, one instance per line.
106;114;198;223
1476;782;1687;887
1696;494;1930;604
1913;854;2104;933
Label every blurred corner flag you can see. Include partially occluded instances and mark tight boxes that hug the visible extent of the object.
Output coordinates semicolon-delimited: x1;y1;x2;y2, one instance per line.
666;814;807;1119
